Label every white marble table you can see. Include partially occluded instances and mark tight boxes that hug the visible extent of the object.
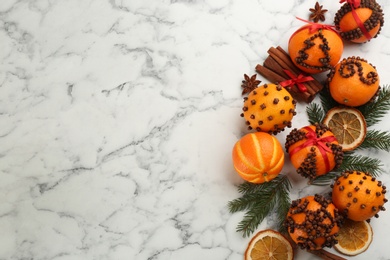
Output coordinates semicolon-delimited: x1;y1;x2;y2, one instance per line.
1;0;390;259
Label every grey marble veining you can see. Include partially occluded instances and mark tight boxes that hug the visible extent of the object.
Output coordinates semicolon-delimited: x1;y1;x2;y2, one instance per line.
1;0;390;259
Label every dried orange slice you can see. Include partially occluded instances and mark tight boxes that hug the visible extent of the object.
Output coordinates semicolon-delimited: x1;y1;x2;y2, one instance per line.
334;219;373;256
245;229;294;260
323;107;367;151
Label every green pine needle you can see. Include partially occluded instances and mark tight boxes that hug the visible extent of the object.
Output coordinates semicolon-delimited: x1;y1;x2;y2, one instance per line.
306;102;324;125
358;86;390;127
359;129;390;152
310;153;384;185
228;175;291;237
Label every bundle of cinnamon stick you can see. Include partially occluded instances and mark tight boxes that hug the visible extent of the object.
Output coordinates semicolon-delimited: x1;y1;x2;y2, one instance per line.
256;46;324;103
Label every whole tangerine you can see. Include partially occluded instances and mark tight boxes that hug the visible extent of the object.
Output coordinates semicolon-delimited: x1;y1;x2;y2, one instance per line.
285;124;343;180
288;25;343;74
285;194;342;251
334;0;384;43
232;132;284;184
332;170;387;221
328;56;380;107
241;83;296;134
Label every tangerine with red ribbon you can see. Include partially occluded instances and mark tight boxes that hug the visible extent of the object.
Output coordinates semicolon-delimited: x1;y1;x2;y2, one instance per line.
285;124;343;180
335;0;384;43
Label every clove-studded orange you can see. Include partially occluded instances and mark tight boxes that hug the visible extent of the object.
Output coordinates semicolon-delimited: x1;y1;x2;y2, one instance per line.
328;56;380;107
332;170;387;221
285;124;343;180
334;0;384;43
241;83;296;134
285;194;342;251
232;132;284;184
288;24;343;74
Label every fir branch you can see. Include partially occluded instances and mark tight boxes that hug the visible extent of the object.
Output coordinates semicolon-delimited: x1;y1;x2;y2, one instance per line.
319;88;339;114
236;193;276;238
228;175;291;237
306;102;324;125
358;86;390;127
359;129;390;152
337;153;384;177
310;153;384;185
309;171;341;186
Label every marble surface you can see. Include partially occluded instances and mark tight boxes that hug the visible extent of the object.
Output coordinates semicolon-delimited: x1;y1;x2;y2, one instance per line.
1;0;390;259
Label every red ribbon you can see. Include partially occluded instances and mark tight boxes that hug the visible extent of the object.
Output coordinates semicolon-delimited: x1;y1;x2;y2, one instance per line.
279;70;313;92
289;126;337;173
295;17;337;34
340;0;360;8
340;0;372;40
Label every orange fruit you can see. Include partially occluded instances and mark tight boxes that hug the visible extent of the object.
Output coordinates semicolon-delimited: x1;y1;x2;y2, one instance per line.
285;124;343;180
241;83;296;134
232;132;284;184
334;0;384;43
285;194;341;251
332;170;387;221
244;229;294;260
334;219;373;256
323;107;367;151
328;56;380;107
288;25;343;74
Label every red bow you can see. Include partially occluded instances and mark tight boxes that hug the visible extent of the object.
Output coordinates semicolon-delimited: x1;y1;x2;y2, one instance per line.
279;70;313;92
340;0;372;40
295;17;337;34
340;0;361;8
289;127;337;173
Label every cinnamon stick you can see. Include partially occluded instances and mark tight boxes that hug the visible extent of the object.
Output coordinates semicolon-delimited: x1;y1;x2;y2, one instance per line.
268;47;318;95
307;249;347;260
275;46;324;92
256;63;313;102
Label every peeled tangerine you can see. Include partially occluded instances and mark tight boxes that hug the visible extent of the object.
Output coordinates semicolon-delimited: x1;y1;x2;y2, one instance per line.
285;194;342;250
288;25;343;74
232;132;284;184
332;170;387;221
241;83;296;134
334;0;384;43
285;123;343;180
328;56;380;107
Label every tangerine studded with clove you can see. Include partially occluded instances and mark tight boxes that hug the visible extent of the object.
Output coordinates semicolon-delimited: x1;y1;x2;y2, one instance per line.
334;0;384;43
328;56;380;107
232;132;284;184
241;83;296;134
284;194;342;251
285;123;343;180
288;25;343;74
332;170;387;221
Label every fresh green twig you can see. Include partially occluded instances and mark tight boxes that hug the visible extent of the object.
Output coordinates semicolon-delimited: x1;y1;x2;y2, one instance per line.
359;129;390;152
358;86;390;127
228;175;291;237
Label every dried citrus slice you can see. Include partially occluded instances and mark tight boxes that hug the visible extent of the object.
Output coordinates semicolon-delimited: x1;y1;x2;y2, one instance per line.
323;107;366;151
334;219;373;256
245;229;294;260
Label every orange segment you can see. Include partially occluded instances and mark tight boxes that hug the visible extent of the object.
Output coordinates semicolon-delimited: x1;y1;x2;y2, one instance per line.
334;219;373;256
323;107;367;151
245;229;294;260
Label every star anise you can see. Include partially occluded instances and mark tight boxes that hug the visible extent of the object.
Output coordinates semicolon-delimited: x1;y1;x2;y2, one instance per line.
309;2;328;23
241;74;261;95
